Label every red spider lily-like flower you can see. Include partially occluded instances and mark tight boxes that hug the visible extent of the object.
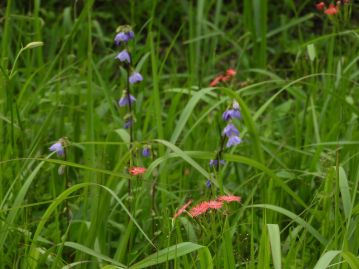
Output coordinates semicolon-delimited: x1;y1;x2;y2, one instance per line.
207;200;223;209
316;2;325;10
173;200;192;219
210;75;225;87
209;68;237;86
128;167;146;175
189;201;210;217
325;3;339;14
217;195;241;203
226;68;236;77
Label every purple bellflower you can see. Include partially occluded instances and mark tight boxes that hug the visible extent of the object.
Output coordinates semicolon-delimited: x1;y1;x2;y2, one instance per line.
124;119;133;129
206;179;211;188
129;71;143;84
222;109;241;121
116;50;131;63
127;31;135;39
49;142;64;157
142;147;151;157
114;31;135;46
223;100;241;121
222;123;239;137
209;159;225;167
226;136;242;148
119;93;136;107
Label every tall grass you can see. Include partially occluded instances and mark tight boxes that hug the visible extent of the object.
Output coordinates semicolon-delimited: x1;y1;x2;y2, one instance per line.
0;0;358;268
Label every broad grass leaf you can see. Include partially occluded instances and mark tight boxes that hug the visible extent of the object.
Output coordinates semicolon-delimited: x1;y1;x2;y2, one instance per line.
129;242;211;269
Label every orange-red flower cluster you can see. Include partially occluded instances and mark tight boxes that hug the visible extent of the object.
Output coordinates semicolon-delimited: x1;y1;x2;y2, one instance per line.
173;200;192;219
128;166;146;175
217;195;241;203
325;3;339;15
316;1;349;15
209;68;237;87
173;195;241;219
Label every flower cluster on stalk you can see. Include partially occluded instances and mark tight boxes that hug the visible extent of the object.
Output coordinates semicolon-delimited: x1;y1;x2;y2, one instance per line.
172;195;241;219
222;100;242;148
114;25;143;127
114;25;149;171
209;68;236;87
315;1;350;15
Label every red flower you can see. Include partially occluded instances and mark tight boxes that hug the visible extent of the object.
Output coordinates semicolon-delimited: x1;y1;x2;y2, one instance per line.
316;2;325;10
173;200;192;219
226;68;236;77
209;75;225;87
207;200;223;209
217;195;241;203
128;167;146;175
209;68;236;86
325;3;338;14
189;201;209;217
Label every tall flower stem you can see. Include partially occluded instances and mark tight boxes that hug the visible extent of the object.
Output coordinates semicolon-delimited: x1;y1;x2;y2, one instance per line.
215;135;226;193
63;146;71;241
125;64;133;204
126;65;134;147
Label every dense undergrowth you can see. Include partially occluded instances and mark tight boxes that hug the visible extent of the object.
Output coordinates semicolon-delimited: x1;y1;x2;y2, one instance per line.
1;0;359;268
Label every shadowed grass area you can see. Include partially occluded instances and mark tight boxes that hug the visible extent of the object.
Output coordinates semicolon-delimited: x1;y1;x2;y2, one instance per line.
0;0;359;268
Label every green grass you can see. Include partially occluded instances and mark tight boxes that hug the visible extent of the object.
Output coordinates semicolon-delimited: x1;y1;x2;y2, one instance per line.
0;0;359;268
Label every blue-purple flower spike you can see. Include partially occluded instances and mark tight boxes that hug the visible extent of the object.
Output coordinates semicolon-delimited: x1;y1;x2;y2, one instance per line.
222;123;239;137
222;109;241;121
114;30;135;46
129;71;143;84
119;94;136;107
209;159;225;167
226;136;242;148
49;142;64;157
124;119;133;129
127;31;135;40
114;32;129;46
142;147;150;157
116;50;131;63
206;179;211;188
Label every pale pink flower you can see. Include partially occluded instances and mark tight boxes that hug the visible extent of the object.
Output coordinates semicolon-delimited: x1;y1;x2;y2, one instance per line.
217;195;241;203
207;200;223;209
128;167;146;175
189;202;209;217
173;200;192;219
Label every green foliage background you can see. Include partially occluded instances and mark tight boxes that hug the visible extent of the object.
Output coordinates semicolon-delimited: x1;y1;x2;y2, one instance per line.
0;0;359;268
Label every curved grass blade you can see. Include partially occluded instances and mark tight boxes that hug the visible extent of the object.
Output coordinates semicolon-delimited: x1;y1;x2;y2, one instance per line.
63;242;125;268
169;87;215;145
341;251;359;269
225;153;307;208
337;166;351;220
313;250;341;269
129;242;211;269
0;160;45;249
0;157;130;179
247;204;327;245
152;139;210;180
267;224;282;269
28;183;155;268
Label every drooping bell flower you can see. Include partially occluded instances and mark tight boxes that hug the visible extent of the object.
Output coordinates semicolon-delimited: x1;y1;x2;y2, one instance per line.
129;71;143;84
115;50;131;63
49;141;64;157
226;135;242;148
118;91;136;107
